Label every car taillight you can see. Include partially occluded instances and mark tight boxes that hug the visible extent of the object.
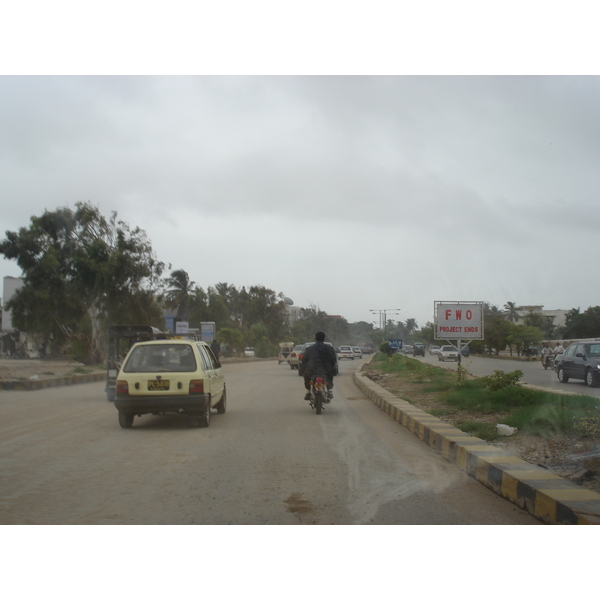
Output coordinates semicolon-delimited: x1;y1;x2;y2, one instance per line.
299;354;304;360
316;377;324;384
189;379;204;394
116;380;129;395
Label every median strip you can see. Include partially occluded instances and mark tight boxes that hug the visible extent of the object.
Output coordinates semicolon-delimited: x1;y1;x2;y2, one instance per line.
353;366;600;525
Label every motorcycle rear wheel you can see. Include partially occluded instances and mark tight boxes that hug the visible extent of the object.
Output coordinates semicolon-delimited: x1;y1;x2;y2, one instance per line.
314;391;322;415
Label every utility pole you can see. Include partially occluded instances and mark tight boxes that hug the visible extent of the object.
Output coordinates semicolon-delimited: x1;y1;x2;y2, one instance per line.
370;308;401;340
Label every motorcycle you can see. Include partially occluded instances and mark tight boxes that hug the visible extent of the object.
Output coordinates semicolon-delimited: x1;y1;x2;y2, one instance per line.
309;375;329;415
542;354;554;370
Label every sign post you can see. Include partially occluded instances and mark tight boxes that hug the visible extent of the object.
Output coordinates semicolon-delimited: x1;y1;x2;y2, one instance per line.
200;321;216;343
434;301;484;365
387;339;403;352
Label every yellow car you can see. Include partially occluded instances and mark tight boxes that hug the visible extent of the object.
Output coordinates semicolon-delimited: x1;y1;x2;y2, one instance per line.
114;339;226;429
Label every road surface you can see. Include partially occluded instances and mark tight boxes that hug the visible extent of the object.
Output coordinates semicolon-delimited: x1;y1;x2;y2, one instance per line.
419;351;600;398
0;358;540;524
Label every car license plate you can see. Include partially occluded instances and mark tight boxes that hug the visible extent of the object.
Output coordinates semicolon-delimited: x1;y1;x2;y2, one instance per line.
148;379;170;391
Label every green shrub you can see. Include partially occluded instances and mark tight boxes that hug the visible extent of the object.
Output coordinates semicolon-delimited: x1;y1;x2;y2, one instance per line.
480;370;524;391
379;341;396;357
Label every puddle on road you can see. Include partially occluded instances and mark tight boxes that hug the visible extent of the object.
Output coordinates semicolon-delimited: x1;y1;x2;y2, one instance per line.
284;493;314;514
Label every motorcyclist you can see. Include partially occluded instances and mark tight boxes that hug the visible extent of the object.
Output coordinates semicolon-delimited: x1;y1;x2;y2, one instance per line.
554;341;565;356
541;342;554;368
301;331;338;402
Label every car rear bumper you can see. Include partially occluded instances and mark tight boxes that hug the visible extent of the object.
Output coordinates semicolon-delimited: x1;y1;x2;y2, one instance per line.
115;393;211;415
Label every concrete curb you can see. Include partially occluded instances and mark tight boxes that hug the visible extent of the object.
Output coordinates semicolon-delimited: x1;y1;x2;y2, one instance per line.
353;367;600;525
0;372;106;391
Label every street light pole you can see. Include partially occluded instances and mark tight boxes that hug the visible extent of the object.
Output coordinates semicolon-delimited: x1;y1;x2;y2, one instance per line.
369;308;401;341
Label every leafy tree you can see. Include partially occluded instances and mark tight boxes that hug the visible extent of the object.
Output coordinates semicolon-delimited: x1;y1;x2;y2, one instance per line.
0;202;164;362
418;322;435;345
507;325;543;356
291;306;349;345
482;304;511;354
348;321;376;346
207;289;231;326
523;311;556;339
217;327;245;356
562;306;600;339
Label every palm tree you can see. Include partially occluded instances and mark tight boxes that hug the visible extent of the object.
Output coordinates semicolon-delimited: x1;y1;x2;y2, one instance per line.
405;318;418;336
164;269;195;318
504;301;520;323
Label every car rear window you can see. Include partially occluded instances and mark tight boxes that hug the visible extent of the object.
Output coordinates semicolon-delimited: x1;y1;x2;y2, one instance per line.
123;344;197;373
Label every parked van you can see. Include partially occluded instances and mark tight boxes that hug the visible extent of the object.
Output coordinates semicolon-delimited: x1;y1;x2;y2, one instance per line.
278;342;294;364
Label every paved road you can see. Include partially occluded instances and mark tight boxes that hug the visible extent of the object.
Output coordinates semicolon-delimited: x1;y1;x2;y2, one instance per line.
0;358;539;524
417;351;600;398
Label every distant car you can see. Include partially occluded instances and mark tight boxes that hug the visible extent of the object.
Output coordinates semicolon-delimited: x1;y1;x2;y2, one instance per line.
439;345;459;361
412;343;425;357
429;345;441;355
297;342;314;376
114;339;226;428
352;346;362;359
361;347;372;355
299;342;339;376
244;347;255;357
337;345;354;360
555;342;600;387
460;346;470;357
288;344;304;370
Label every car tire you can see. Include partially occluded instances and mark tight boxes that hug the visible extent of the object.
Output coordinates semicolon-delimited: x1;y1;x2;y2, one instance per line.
585;369;597;388
216;386;227;414
197;398;211;428
118;411;134;429
557;367;569;383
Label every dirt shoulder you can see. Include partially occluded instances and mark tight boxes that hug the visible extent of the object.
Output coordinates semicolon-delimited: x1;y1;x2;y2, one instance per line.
361;364;600;493
0;359;104;382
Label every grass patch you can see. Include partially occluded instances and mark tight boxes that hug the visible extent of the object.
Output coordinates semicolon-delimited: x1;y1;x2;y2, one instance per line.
368;352;600;440
455;421;498;441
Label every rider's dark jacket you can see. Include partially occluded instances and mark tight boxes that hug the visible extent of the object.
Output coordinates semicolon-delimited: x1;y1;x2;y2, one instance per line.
301;341;337;380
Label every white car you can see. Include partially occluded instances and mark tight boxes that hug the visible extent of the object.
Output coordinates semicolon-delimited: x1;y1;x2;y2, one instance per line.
438;345;459;361
244;347;255;357
429;345;441;355
352;346;362;359
337;345;354;360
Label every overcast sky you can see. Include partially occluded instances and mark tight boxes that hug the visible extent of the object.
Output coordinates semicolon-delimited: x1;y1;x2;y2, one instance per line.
1;75;598;329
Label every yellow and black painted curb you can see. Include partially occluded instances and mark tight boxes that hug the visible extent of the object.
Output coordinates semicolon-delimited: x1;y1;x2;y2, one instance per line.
0;372;106;391
353;368;600;525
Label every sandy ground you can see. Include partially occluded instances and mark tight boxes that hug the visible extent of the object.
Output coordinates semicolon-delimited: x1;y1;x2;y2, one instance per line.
0;358;104;382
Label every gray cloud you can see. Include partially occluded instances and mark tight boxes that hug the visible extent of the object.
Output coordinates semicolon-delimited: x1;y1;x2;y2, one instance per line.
1;75;598;327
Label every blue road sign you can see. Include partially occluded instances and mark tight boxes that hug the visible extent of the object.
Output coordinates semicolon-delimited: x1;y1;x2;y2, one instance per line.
388;339;403;349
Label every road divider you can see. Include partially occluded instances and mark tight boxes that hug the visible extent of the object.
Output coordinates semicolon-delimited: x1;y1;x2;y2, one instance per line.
353;362;600;525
